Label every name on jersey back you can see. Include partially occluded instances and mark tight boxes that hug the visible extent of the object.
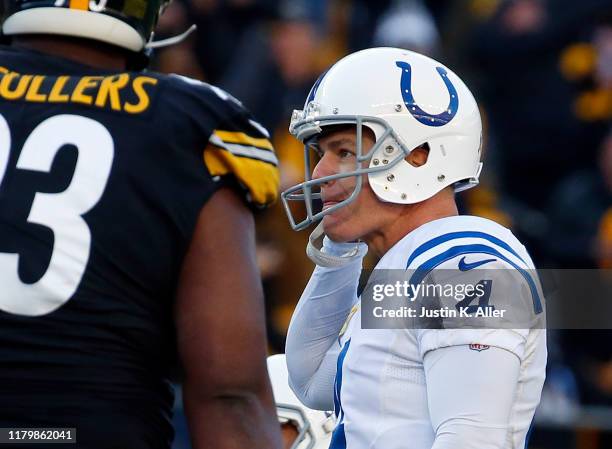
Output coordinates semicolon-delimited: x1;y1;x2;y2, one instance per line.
0;66;156;114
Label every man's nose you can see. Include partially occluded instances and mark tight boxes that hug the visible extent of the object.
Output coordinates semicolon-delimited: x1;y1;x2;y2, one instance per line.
312;153;335;181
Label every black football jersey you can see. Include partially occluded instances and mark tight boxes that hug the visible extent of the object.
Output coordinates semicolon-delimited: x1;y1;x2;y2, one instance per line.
0;45;279;449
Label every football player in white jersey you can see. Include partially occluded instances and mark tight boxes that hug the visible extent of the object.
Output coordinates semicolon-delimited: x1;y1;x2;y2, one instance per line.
268;354;335;449
281;47;547;449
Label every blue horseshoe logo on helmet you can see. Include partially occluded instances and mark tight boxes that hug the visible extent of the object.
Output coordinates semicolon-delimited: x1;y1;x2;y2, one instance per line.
396;61;458;127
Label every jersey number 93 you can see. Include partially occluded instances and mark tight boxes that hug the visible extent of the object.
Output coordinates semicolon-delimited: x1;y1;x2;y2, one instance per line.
0;113;114;317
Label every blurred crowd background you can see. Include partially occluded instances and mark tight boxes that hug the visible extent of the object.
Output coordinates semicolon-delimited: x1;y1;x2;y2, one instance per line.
152;0;612;447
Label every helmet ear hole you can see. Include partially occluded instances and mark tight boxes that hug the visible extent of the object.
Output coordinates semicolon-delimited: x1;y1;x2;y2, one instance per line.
405;142;430;167
280;421;300;448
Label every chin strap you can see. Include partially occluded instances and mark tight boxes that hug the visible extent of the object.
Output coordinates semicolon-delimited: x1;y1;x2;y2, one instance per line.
145;24;197;50
128;25;198;71
306;223;368;268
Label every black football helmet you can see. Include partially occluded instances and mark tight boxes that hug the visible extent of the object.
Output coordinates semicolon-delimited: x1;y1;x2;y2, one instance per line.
1;0;171;52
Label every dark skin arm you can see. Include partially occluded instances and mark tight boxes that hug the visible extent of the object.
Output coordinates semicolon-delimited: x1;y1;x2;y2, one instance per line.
175;188;282;449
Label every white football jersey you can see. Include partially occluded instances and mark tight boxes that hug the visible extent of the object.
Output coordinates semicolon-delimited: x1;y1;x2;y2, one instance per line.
330;215;547;449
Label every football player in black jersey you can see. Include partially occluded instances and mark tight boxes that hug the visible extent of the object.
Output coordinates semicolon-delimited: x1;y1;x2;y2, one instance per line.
0;1;283;448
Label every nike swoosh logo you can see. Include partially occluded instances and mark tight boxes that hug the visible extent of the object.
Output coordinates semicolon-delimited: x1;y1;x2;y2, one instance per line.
458;256;497;271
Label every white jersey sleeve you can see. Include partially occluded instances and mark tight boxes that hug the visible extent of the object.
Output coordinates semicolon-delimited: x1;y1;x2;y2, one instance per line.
410;255;541;448
285;237;366;410
425;345;520;449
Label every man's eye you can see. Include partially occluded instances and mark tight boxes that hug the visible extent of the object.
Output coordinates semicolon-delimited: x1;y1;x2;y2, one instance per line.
339;150;353;159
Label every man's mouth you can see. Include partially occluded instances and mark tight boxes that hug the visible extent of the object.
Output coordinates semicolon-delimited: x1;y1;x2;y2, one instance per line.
322;200;342;210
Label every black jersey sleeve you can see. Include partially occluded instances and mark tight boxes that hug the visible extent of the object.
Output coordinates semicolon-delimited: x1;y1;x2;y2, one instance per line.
163;74;280;209
205;110;280;208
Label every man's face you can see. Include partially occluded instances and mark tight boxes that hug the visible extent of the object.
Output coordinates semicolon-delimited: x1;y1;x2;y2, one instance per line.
311;127;392;242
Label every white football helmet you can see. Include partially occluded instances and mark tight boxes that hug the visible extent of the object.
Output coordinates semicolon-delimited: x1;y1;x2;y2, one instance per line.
281;47;483;230
267;355;335;449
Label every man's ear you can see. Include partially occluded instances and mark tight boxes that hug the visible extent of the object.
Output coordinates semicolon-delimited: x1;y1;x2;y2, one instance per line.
406;144;430;167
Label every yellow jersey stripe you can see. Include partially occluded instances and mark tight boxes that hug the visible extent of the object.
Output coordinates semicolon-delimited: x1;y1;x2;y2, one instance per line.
69;0;89;10
209;134;278;166
213;130;274;151
203;145;279;207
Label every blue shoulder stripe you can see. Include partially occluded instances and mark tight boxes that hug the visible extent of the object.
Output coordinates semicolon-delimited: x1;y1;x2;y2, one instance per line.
406;231;527;268
409;243;543;314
